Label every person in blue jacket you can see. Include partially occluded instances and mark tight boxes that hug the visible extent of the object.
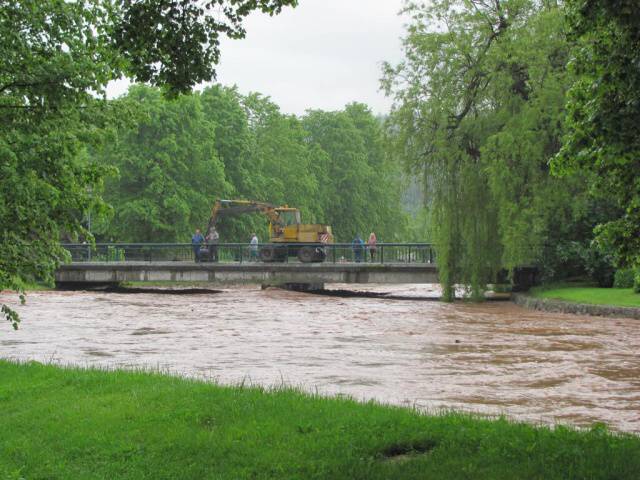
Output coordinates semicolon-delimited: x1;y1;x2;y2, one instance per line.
352;234;364;263
191;228;205;262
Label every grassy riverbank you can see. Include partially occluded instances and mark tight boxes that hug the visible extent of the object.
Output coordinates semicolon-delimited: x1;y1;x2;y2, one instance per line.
531;284;640;308
2;361;639;479
1;282;52;293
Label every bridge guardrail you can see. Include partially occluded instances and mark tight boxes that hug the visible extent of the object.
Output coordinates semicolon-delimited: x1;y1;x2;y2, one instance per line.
62;243;436;265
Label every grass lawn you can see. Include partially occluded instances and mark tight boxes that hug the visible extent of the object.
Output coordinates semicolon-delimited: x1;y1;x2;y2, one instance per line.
1;361;639;479
531;284;640;308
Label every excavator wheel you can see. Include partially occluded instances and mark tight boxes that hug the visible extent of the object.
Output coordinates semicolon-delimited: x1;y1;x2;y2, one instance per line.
259;246;277;262
297;246;326;263
297;246;316;263
275;247;288;262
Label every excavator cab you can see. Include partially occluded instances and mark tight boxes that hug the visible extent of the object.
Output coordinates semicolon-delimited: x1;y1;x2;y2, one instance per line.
275;208;301;226
207;199;333;263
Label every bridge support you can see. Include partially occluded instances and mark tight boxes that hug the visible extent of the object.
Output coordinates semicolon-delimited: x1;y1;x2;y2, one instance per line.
262;282;325;292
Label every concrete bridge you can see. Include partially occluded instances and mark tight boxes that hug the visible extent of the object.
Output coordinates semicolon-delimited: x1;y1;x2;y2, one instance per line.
55;261;439;289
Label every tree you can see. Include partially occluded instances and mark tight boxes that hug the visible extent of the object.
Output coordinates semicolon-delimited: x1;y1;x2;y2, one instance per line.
383;0;579;299
94;86;231;242
1;0;297;329
553;0;640;268
344;103;406;242
113;0;298;95
302;109;386;241
1;1;115;329
200;85;253;199
242;93;321;221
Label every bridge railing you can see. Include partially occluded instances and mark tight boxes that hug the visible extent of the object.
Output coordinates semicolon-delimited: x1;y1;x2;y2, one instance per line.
61;243;436;265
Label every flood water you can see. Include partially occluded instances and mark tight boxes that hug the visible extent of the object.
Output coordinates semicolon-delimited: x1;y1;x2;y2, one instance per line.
2;285;639;433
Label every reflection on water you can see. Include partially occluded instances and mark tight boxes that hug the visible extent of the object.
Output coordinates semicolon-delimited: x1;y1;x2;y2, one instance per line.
1;284;639;433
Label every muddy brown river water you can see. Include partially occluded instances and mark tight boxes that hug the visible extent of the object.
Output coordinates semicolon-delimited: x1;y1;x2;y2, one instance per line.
1;285;639;433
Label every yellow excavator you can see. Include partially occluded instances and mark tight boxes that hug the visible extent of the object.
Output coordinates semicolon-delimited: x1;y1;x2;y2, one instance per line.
207;199;333;262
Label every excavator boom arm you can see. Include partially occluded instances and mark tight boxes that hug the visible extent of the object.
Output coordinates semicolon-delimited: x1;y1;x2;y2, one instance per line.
208;199;282;232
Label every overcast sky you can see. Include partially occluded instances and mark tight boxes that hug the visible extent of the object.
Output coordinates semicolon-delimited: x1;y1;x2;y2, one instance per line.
108;0;408;116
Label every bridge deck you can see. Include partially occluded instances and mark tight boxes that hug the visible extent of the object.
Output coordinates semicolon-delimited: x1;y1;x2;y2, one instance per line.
56;262;438;285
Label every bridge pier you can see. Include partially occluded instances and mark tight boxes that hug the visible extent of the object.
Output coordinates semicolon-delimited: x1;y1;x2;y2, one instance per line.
262;282;325;292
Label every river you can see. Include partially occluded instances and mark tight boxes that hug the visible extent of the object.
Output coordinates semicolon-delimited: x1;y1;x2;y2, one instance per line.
1;285;639;433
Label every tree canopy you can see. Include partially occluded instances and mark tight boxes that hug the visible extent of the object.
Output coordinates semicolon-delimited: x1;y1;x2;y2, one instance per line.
93;85;407;244
553;0;640;268
113;0;298;95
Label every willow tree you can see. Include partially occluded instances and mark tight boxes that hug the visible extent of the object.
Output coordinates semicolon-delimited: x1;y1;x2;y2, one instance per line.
383;0;577;300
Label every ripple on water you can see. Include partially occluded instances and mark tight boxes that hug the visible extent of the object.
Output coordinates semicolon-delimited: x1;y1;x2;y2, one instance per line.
130;327;173;336
83;349;115;358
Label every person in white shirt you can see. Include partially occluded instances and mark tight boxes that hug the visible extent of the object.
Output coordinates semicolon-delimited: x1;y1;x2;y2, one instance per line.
250;233;259;261
206;227;219;262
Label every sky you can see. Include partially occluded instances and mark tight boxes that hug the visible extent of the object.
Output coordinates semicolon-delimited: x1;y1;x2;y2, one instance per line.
107;0;409;116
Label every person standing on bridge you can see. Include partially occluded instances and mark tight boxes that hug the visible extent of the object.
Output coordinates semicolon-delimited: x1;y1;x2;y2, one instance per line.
191;228;205;262
367;232;377;262
352;234;364;263
250;233;259;262
206;227;219;262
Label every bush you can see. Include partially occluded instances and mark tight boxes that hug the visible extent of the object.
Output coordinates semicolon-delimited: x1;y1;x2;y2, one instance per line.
614;269;636;288
581;243;615;288
634;271;640;293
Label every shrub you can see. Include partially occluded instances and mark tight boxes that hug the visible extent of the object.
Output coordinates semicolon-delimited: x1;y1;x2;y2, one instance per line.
580;243;615;288
613;269;636;288
634;270;640;294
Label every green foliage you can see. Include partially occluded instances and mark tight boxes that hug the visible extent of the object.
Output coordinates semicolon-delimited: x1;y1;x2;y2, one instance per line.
634;271;640;294
384;0;582;298
105;246;125;262
536;194;623;283
613;269;636;289
579;243;615;288
238;92;323;239
554;0;640;269
2;361;640;479
1;0;115;328
302;105;406;241
94;88;406;243
112;0;298;95
95;86;231;242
